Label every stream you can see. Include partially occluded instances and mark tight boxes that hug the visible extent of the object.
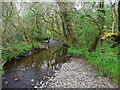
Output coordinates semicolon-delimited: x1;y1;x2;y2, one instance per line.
2;44;70;88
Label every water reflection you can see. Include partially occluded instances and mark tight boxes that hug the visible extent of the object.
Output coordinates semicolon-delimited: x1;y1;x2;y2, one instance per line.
2;45;70;88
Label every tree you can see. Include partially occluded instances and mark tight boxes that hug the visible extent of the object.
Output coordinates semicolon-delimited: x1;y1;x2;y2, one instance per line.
118;1;120;32
88;0;105;52
56;2;77;46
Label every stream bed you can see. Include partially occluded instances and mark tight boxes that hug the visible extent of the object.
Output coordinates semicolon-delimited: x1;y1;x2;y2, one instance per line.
2;45;70;88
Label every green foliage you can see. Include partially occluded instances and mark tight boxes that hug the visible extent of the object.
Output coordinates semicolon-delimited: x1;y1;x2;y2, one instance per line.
97;71;104;77
1;2;119;85
33;41;40;48
68;4;119;85
0;49;4;75
0;67;4;75
2;41;39;62
68;44;119;84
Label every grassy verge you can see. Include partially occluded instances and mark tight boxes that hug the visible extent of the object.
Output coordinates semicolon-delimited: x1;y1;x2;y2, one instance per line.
68;45;119;85
2;41;40;62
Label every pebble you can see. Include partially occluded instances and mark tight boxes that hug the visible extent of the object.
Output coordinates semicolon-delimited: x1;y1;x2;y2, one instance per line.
34;86;37;88
31;79;34;82
21;69;25;71
31;84;35;87
26;68;29;70
15;78;19;81
36;82;39;86
48;59;117;88
4;81;8;84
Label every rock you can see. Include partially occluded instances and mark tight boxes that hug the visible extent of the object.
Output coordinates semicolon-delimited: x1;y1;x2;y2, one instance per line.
15;78;19;81
31;79;34;82
36;82;39;87
48;59;117;88
21;69;25;71
34;86;37;88
2;77;5;80
4;81;8;84
31;84;35;87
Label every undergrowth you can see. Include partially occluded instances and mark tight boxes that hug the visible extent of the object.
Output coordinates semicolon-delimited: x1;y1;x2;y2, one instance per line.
68;44;119;85
2;41;40;62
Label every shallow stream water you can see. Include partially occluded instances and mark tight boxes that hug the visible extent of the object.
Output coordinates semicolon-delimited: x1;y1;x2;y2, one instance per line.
2;45;70;88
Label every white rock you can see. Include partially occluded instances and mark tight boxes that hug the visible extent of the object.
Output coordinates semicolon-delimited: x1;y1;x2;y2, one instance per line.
34;86;37;88
31;79;34;82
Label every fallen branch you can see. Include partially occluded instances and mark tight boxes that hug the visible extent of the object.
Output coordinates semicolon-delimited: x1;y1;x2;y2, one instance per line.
106;52;120;55
101;33;118;40
0;48;4;50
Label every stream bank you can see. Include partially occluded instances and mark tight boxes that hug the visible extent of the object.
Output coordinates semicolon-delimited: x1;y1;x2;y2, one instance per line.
48;57;117;88
2;41;40;63
2;40;118;88
2;45;69;88
68;46;119;85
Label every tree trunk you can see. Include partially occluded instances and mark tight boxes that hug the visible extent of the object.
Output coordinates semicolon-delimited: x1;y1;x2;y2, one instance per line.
89;0;105;52
118;1;120;32
57;2;76;46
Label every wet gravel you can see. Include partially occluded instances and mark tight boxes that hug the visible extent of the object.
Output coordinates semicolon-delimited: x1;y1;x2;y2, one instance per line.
4;57;117;88
46;58;117;88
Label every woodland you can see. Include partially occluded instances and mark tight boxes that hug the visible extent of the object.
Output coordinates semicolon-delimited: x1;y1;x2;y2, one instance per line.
0;0;120;85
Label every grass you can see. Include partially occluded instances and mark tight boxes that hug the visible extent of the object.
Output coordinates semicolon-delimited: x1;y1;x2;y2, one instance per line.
68;44;119;85
0;40;40;75
2;41;40;62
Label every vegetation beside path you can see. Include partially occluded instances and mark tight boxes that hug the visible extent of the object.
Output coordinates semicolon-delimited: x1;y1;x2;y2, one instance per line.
1;1;120;87
68;44;119;84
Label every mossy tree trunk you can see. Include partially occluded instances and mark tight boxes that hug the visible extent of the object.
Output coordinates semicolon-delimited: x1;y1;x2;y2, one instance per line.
57;2;77;46
118;1;120;32
89;0;105;52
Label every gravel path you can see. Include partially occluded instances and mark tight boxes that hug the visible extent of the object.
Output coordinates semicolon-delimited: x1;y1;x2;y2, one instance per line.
47;57;117;88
